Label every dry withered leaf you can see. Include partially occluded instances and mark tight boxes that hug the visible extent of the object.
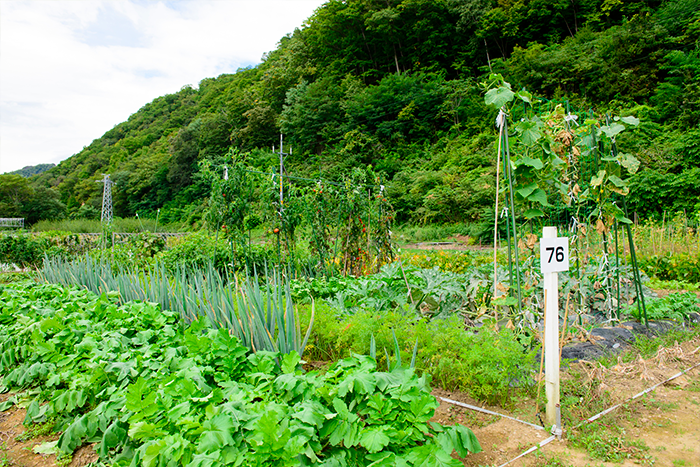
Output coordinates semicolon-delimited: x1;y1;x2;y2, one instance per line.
595;218;608;235
556;129;574;146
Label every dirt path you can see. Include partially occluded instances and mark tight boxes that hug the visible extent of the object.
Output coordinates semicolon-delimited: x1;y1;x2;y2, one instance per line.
0;401;98;467
401;235;492;251
431;337;700;466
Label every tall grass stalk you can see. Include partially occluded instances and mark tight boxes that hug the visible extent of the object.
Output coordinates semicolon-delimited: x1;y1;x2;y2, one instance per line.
39;255;312;355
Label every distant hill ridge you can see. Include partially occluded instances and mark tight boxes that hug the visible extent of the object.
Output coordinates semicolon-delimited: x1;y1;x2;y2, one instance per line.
10;163;56;178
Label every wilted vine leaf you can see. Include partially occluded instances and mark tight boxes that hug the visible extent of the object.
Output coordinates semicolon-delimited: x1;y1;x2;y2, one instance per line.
619;153;640;174
591;170;606;187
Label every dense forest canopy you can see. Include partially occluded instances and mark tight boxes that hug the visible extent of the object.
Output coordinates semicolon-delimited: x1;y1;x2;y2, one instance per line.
9;164;56;178
3;0;699;227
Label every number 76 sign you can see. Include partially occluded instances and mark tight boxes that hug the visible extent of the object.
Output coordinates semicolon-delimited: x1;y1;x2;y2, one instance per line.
540;237;570;273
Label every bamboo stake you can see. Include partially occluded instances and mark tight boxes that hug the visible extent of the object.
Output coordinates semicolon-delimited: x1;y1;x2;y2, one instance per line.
559;291;572;359
493;109;505;319
534;288;547;419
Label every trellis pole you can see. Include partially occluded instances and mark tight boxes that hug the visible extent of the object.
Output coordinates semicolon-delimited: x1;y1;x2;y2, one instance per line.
502;116;523;315
493;110;505;314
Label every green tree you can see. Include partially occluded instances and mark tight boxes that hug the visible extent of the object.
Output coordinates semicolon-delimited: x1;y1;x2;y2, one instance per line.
0;174;34;218
279;77;345;155
24;187;66;224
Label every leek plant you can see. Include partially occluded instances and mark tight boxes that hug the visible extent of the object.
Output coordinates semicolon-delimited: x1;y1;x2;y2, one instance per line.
39;255;313;356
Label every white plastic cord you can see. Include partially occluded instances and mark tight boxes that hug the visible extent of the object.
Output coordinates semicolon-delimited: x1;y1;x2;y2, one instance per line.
439;397;545;431
564;113;579;126
496;109;507;130
497;436;557;467
494;360;700;466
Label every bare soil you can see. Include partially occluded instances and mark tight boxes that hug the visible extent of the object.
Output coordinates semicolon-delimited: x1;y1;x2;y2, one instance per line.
0;397;98;467
431;337;700;466
403;235;491;251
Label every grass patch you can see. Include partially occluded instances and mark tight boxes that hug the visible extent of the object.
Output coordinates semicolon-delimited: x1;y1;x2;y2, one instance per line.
568;420;653;464
302;303;538;407
15;419;56;442
631;326;700;358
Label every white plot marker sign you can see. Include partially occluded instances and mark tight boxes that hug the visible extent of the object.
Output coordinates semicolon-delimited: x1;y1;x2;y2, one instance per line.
540;227;569;433
540;236;569;274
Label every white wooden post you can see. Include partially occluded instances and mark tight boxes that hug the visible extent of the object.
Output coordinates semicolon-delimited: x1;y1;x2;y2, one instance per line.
540;226;567;434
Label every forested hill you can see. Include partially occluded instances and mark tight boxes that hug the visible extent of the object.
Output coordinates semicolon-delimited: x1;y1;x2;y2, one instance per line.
27;0;700;226
10;164;55;178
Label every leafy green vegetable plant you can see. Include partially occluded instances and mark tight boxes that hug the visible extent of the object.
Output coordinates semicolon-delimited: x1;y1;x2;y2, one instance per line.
0;282;481;466
627;292;700;322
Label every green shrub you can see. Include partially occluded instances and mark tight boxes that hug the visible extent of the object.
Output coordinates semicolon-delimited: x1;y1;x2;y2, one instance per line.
421;322;537;407
157;231;276;273
0;234;47;267
402;249;492;274
637;253;700;283
290;275;353;301
157;231;232;271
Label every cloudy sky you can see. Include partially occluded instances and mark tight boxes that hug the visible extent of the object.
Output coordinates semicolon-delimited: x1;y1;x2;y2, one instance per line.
0;0;327;174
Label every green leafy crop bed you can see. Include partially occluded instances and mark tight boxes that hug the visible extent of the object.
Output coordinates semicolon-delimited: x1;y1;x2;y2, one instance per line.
0;282;480;466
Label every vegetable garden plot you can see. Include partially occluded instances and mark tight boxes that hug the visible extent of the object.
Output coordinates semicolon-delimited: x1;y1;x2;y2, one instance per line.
0;282;481;466
201;157;396;277
482;74;652;329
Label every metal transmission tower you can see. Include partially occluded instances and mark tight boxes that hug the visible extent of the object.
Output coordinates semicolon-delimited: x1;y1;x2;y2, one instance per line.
97;174;114;224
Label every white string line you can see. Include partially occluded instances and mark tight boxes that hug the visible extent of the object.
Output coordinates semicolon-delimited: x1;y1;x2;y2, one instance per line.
439;397;545;431
467;360;700;467
497;436;557;467
577;361;700;427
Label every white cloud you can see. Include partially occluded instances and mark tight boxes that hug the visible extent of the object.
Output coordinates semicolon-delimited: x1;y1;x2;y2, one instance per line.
0;0;326;174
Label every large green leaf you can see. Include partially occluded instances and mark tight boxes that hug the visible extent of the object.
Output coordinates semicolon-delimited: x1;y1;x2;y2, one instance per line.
125;377;158;419
515;120;541;146
527;188;551;207
484;86;515;109
620;115;640;126
516;183;537;199
197;414;235;452
599;123;625;138
517;156;544;170
360;426;391;453
523;208;545;219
